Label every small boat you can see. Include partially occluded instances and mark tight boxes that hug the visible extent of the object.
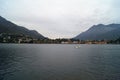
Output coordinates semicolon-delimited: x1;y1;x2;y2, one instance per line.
75;45;81;48
75;46;78;48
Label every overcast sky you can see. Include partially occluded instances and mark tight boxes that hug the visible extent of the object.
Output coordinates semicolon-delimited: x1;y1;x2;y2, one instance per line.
0;0;120;39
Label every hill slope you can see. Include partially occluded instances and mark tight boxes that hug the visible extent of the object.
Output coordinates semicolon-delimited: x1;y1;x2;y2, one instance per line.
0;16;45;39
74;24;120;40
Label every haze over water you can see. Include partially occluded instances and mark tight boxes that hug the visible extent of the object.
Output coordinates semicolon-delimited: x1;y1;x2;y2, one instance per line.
0;44;120;80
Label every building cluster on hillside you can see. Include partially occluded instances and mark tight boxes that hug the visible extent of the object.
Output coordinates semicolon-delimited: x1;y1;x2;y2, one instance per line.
0;33;33;43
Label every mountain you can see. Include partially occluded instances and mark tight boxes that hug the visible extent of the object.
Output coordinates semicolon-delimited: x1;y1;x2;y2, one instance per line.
0;16;45;39
74;24;120;40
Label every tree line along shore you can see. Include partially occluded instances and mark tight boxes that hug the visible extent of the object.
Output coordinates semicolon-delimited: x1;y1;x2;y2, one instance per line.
0;33;120;44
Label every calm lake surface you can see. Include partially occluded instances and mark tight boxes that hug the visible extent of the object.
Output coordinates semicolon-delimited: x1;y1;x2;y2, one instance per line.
0;44;120;80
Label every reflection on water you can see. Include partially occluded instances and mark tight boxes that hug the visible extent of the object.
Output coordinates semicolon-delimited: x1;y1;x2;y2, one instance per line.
0;44;120;80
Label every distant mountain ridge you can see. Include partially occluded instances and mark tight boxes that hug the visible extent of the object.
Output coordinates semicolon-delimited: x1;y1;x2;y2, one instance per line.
0;16;45;39
74;24;120;40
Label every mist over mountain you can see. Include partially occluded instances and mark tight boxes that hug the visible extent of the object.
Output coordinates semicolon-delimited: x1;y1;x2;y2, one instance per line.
74;24;120;40
0;16;45;39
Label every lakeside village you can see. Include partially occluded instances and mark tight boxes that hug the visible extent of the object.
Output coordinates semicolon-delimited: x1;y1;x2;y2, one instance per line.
0;33;120;44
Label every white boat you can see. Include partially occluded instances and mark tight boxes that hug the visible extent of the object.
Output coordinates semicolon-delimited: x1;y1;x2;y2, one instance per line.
75;45;81;48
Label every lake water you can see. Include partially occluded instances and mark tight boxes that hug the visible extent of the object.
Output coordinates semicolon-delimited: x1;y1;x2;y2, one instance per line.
0;44;120;80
